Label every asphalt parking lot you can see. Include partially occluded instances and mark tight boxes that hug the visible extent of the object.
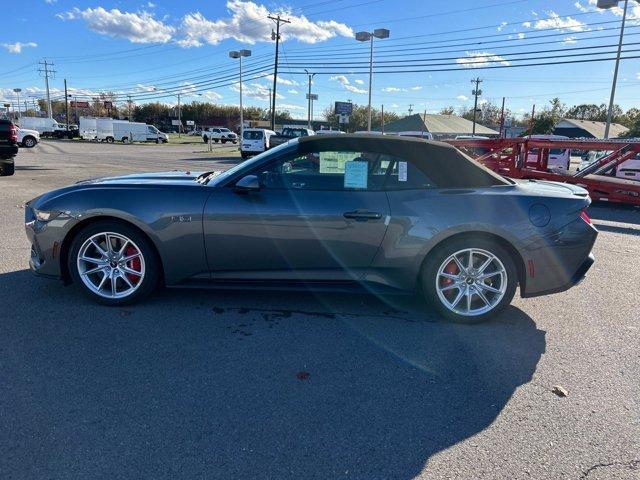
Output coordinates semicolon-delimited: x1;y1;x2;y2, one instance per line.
1;140;639;479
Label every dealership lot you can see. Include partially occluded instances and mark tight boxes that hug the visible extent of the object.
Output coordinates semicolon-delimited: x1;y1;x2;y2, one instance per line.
1;140;639;479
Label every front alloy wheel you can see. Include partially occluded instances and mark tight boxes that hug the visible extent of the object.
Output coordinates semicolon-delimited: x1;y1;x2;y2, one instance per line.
69;222;159;305
422;239;517;323
77;232;145;299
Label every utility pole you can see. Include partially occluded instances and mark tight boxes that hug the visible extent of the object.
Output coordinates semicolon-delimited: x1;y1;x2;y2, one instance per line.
304;69;316;129
267;14;290;130
528;104;536;135
64;79;70;136
38;60;55;119
408;104;413;115
127;95;132;119
268;87;272;124
177;92;182;137
471;77;483;136
499;96;506;138
381;105;385;134
73;95;78;123
12;88;21;121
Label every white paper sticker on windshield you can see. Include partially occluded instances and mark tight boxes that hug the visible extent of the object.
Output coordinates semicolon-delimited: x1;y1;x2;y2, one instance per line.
344;161;368;189
319;151;355;173
398;161;408;182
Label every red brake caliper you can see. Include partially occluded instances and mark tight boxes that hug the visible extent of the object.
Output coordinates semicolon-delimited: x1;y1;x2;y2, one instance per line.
441;260;459;297
125;246;141;284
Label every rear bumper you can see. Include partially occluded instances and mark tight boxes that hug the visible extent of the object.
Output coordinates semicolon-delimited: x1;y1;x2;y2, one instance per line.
520;217;598;298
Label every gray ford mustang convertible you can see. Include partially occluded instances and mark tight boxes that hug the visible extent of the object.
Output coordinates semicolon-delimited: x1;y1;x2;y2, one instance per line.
25;135;597;323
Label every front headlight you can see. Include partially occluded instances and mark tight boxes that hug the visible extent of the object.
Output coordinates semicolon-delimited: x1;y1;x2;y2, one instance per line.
34;209;62;222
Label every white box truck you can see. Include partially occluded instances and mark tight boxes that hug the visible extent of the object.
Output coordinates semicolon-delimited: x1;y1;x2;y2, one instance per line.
17;117;60;136
79;117;99;140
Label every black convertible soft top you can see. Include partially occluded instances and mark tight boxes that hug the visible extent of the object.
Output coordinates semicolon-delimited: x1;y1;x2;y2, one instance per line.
297;134;509;188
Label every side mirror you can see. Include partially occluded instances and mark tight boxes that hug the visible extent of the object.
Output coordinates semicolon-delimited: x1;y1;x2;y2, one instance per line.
234;174;260;193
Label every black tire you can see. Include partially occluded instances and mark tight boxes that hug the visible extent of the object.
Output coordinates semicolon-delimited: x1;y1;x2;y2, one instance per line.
106;137;114;144
421;236;518;324
22;136;37;148
221;139;227;144
155;138;160;144
214;138;219;143
122;137;129;144
68;221;160;306
202;135;208;143
0;161;15;176
240;152;248;159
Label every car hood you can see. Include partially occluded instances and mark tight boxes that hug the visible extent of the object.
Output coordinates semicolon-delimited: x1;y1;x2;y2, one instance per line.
76;170;204;186
19;128;39;136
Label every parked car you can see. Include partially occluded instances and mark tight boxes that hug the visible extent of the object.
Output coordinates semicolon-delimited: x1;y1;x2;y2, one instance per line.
25;134;597;323
0;118;19;176
524;135;571;171
202;127;238;144
268;127;315;147
17;128;40;148
240;128;277;158
188;128;202;136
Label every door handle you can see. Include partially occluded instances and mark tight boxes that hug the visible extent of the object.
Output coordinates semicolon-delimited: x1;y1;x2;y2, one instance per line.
343;210;383;221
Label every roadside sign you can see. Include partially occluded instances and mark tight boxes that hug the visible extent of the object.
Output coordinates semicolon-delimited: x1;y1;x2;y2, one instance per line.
335;101;353;115
171;119;182;126
339;114;349;124
306;93;318;100
186;120;195;126
71;101;90;108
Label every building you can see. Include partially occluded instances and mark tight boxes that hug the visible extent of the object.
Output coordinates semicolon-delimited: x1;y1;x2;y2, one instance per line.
554;118;629;139
381;113;499;140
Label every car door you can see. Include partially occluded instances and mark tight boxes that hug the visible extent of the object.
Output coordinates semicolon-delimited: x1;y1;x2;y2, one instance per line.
202;148;391;281
146;125;157;142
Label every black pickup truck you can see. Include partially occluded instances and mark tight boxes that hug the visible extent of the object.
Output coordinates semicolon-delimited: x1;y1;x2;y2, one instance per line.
268;127;315;148
0;119;19;176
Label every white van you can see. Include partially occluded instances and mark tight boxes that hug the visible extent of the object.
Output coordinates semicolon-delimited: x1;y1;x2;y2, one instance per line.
241;128;276;158
114;122;168;143
525;135;571;171
396;131;434;140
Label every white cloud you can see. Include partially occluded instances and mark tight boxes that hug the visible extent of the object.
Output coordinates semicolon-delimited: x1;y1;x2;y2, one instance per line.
2;42;37;53
287;89;299;94
562;35;578;44
147;2;156;7
354;79;364;85
456;51;510;68
177;1;352;47
278;103;304;110
457;95;469;101
230;82;283;101
265;74;299;86
534;11;587;32
329;75;367;94
136;84;157;92
381;86;406;92
58;7;174;43
517;32;526;40
45;0;57;4
497;21;507;31
201;90;223;101
522;21;531;28
410;86;423;91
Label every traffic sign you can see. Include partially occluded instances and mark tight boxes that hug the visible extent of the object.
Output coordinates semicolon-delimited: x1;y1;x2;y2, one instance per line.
306;93;318;100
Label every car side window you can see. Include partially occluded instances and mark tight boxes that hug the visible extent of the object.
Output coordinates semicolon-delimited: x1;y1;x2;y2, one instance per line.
255;150;396;191
383;156;437;190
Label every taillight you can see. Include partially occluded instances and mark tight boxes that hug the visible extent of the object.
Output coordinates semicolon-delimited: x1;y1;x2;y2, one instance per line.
580;209;591;225
9;125;17;143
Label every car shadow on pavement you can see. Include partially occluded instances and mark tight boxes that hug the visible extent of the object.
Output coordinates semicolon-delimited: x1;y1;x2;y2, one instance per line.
0;269;545;480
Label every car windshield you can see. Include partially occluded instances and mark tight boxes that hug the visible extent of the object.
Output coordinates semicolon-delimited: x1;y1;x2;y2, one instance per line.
207;140;297;185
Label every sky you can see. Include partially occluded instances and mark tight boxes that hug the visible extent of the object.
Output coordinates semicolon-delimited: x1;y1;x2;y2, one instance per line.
1;0;640;120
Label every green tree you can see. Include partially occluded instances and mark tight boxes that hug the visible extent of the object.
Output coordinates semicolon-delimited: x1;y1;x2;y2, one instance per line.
323;104;400;132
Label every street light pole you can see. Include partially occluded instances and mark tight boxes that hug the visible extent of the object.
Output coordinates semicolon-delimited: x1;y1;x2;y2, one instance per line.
230;49;252;138
304;69;316;129
356;28;389;132
13;88;21;121
598;0;630;139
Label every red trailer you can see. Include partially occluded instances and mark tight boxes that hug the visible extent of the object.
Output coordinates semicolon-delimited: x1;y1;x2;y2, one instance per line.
446;138;640;206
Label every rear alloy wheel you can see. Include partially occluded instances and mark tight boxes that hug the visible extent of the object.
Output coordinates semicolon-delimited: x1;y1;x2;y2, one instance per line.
422;238;517;323
69;222;159;305
23;136;37;148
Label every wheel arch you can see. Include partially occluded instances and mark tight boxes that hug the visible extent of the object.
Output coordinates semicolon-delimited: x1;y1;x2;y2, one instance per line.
60;215;165;285
416;230;526;293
